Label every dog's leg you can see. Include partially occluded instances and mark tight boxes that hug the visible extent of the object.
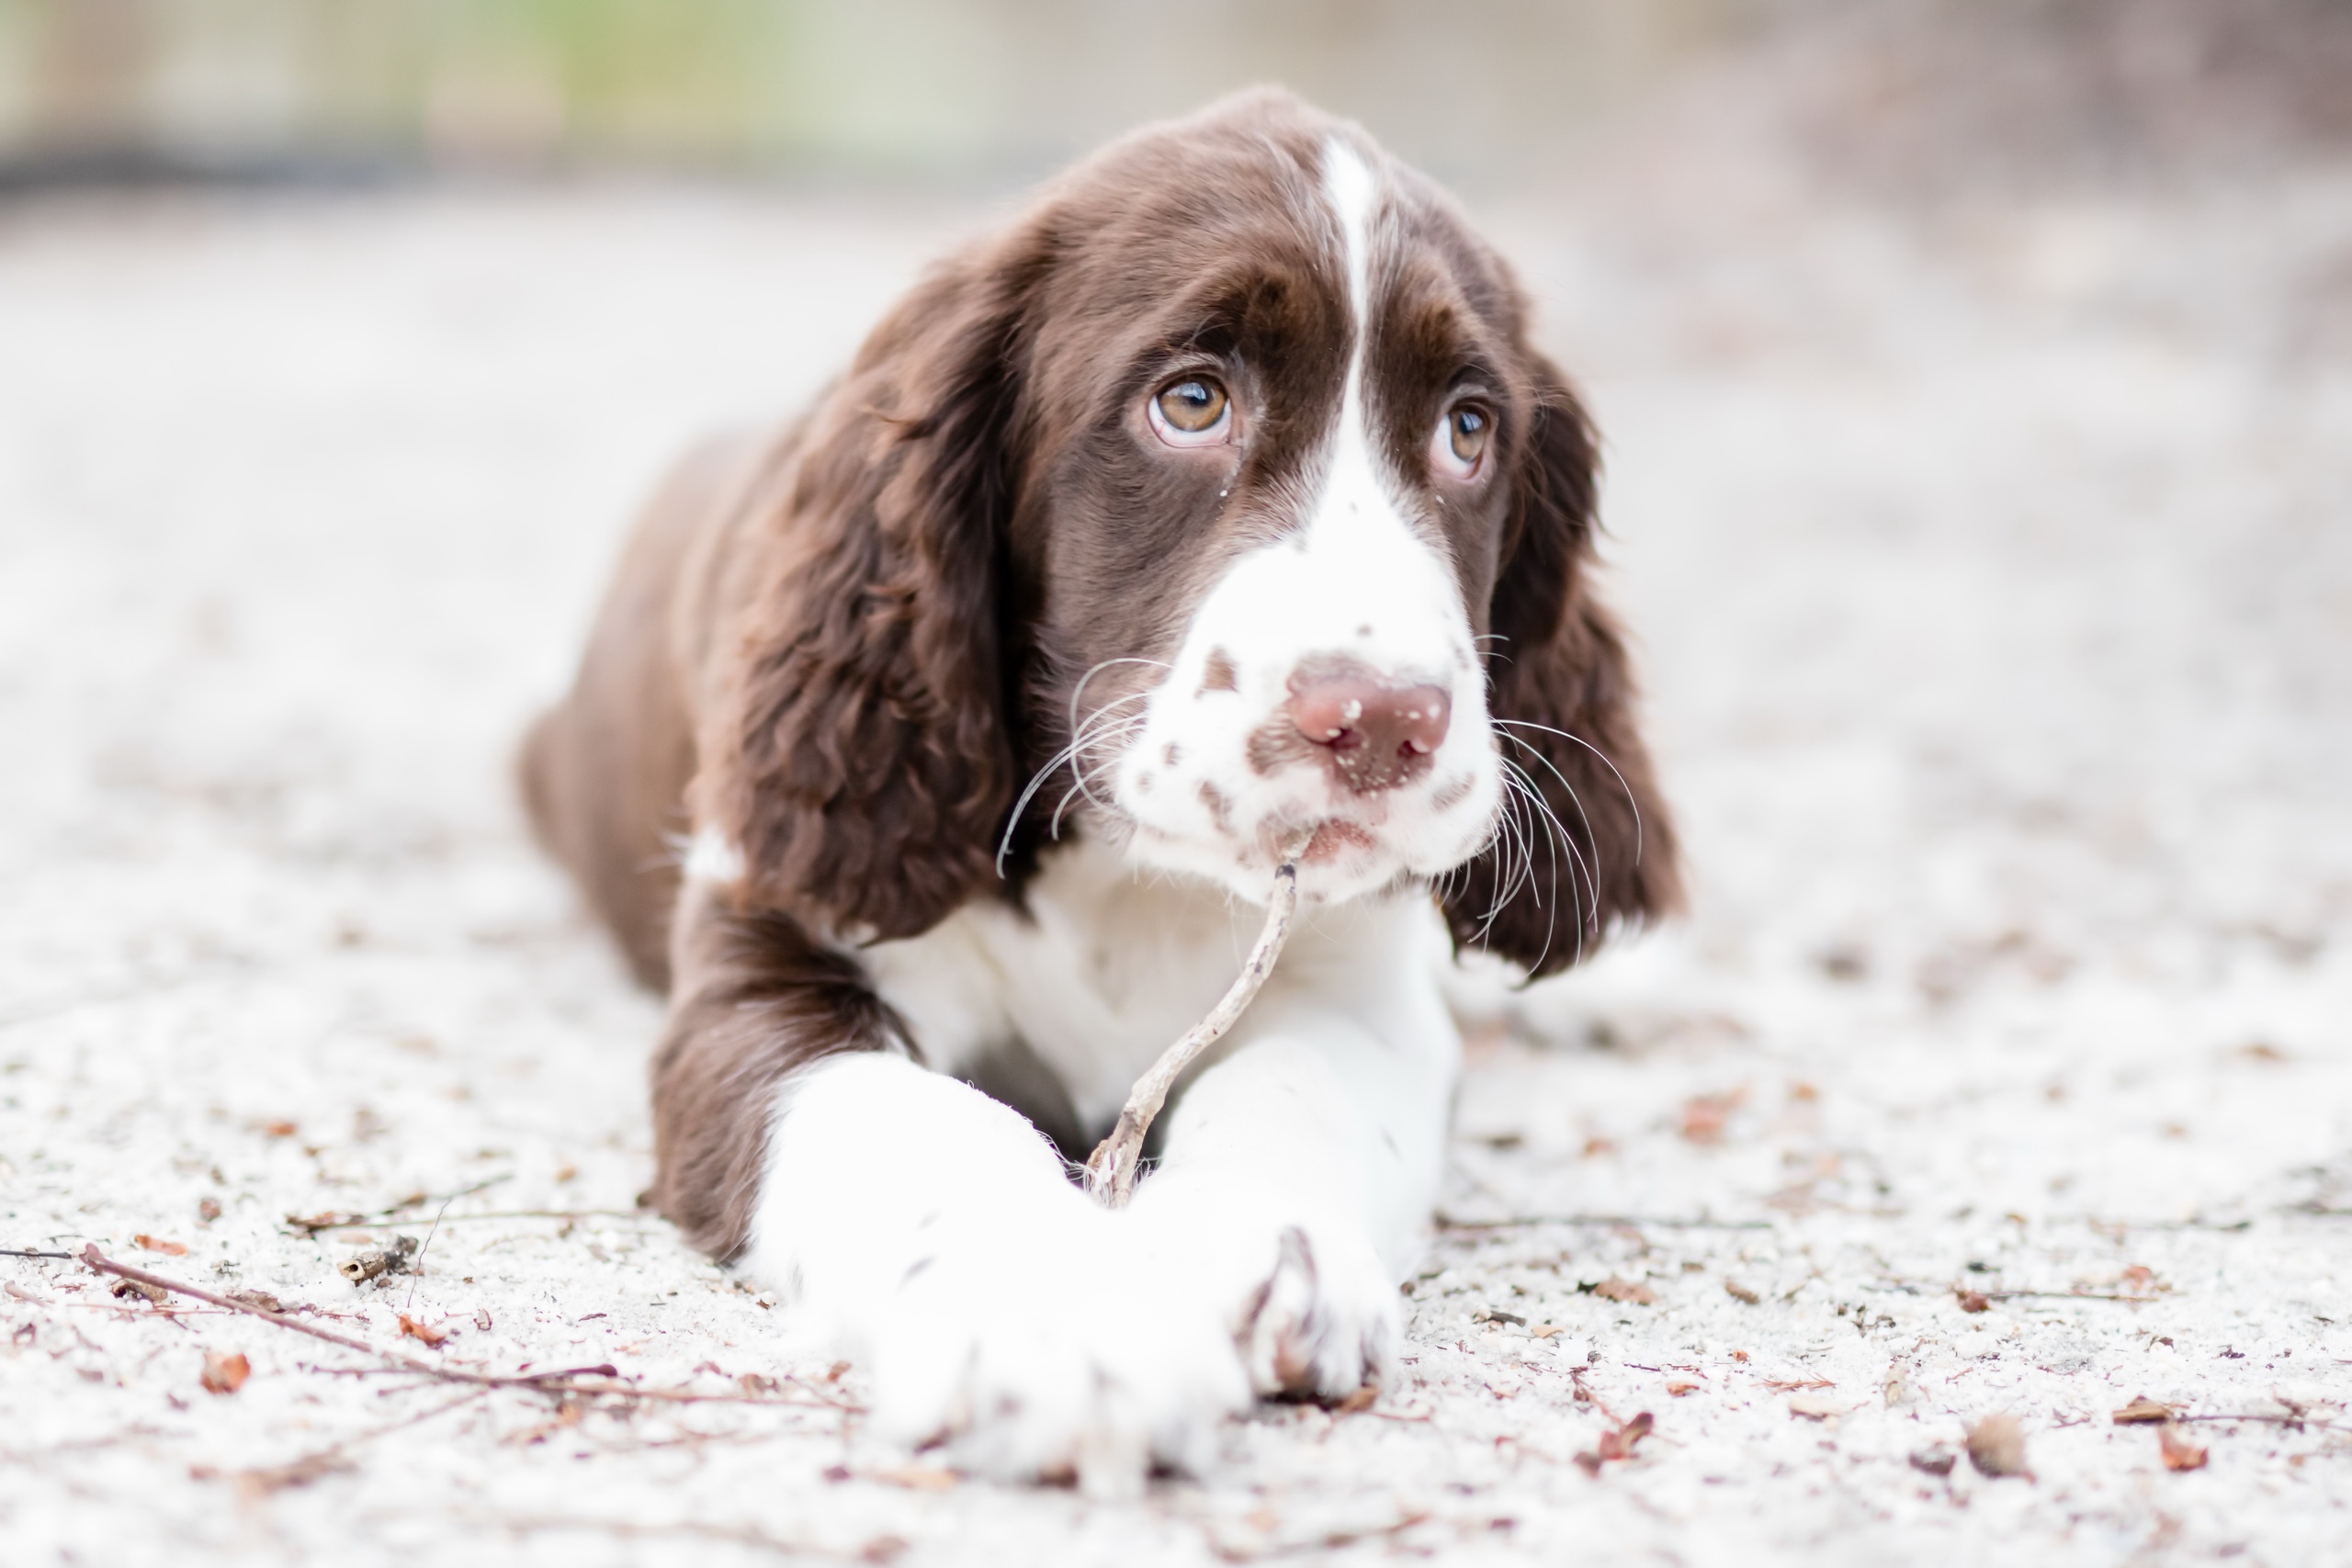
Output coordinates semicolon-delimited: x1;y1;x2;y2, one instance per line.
739;1052;1250;1491
1126;901;1463;1400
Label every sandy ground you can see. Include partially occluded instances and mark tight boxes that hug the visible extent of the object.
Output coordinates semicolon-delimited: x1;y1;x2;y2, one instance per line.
4;132;2351;1565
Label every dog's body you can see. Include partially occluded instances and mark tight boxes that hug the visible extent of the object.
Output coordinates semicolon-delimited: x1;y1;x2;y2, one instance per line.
521;90;1677;1489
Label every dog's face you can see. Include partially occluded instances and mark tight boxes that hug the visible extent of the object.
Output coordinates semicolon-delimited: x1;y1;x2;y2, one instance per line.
1011;132;1515;904
707;90;1678;975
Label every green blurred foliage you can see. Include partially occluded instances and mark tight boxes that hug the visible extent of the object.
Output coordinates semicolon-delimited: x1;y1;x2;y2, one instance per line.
0;0;1766;179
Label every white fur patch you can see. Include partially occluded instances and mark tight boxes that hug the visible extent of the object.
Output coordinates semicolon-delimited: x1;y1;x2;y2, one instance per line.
1110;136;1501;904
680;826;744;887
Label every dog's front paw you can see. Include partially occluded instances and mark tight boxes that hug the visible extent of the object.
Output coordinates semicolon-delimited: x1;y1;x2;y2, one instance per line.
1129;1180;1401;1404
857;1212;1250;1495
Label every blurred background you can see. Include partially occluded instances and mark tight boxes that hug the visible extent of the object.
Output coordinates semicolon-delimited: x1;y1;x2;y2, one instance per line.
0;0;2345;190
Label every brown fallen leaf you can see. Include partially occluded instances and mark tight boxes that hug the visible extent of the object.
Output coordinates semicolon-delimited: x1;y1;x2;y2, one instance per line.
110;1278;168;1304
1529;1325;1565;1340
739;1372;781;1396
1966;1414;2030;1479
874;1464;959;1491
1330;1383;1378;1414
1573;1410;1655;1476
255;1120;299;1139
2157;1423;2209;1472
1679;1091;1744;1145
1762;1378;1835;1392
199;1350;251;1395
2117;1264;2165;1295
2113;1396;2177;1425
1666;1380;1701;1397
1590;1277;1657;1306
1788;1393;1845;1421
1956;1290;1992;1314
396;1314;449;1348
133;1235;187;1257
1724;1279;1761;1305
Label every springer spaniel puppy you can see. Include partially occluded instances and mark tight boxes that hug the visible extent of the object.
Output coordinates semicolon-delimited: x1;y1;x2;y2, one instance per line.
521;88;1678;1490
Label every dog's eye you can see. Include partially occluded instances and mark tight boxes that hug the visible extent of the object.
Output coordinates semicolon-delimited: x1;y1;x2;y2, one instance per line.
1433;403;1489;478
1149;377;1232;446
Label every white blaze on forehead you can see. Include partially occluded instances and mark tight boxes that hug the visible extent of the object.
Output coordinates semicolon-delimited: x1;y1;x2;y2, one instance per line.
1099;134;1502;902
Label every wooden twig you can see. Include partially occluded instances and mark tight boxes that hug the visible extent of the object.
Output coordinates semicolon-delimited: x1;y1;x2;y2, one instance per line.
2;1247;76;1259
1434;1213;1773;1233
77;1245;858;1410
1084;859;1300;1208
287;1210;652;1234
282;1176;512;1235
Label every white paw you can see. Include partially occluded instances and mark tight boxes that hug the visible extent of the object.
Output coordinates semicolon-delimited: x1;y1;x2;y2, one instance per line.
1128;1178;1400;1403
857;1208;1251;1495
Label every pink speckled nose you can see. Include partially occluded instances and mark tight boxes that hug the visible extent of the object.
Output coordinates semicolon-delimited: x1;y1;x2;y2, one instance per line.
1284;673;1451;795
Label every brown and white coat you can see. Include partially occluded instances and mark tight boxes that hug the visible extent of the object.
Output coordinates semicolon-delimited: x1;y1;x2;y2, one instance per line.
521;89;1679;1491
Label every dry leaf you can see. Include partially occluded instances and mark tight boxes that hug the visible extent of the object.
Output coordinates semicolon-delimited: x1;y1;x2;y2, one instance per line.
739;1372;781;1396
396;1314;449;1348
1908;1448;1957;1477
110;1278;168;1304
1679;1091;1743;1145
1666;1380;1701;1397
2157;1423;2209;1471
133;1235;187;1257
1965;1414;2030;1479
1724;1279;1761;1305
1590;1277;1657;1306
874;1464;959;1491
1763;1379;1834;1392
2113;1396;2177;1425
1331;1383;1378;1414
4;1282;43;1304
2117;1264;2165;1295
1572;1411;1656;1476
1788;1393;1845;1421
1529;1325;1565;1340
1956;1290;1992;1314
199;1350;251;1394
224;1288;284;1313
256;1120;299;1139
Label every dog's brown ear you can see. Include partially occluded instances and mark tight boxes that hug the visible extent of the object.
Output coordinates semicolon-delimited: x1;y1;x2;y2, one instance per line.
697;233;1044;942
1442;359;1681;977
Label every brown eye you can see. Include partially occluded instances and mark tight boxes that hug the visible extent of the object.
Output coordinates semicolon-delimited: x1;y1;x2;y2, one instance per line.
1149;377;1231;445
1441;403;1490;473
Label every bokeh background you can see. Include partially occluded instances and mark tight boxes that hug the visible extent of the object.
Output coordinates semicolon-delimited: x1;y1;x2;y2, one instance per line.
5;4;2351;1564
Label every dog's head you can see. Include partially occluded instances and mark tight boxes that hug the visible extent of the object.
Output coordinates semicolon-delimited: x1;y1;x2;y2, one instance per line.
704;89;1679;976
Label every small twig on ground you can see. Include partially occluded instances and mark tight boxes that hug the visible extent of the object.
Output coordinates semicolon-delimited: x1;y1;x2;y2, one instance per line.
79;1245;856;1410
1085;855;1301;1207
1435;1213;1773;1233
2;1248;77;1259
195;1386;492;1498
1207;1509;1432;1562
283;1176;512;1236
286;1210;654;1233
463;1514;887;1561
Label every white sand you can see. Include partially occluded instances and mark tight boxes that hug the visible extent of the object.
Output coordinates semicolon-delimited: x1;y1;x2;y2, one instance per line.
4;145;2349;1563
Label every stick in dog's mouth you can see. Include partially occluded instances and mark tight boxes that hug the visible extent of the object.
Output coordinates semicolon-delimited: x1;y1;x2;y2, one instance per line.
1082;855;1302;1208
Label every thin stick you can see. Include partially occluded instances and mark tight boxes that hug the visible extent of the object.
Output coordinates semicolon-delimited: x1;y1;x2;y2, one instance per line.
282;1175;512;1235
2;1248;76;1258
1084;860;1301;1208
289;1210;651;1233
1435;1213;1775;1233
77;1245;857;1410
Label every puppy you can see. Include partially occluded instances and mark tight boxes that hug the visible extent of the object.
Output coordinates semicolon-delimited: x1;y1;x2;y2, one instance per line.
521;87;1678;1491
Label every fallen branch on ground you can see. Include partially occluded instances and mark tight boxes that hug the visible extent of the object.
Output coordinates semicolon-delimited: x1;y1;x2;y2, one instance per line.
1085;855;1300;1208
77;1246;857;1410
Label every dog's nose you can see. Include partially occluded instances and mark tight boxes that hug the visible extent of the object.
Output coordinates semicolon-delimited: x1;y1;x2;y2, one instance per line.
1284;671;1452;795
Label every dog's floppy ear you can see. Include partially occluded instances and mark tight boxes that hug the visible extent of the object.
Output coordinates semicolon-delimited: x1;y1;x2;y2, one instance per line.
1442;358;1681;977
697;232;1046;942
